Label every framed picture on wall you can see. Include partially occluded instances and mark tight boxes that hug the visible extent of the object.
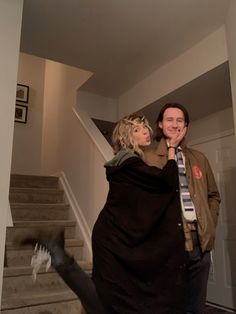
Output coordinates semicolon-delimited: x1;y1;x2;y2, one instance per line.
15;104;28;124
16;83;29;103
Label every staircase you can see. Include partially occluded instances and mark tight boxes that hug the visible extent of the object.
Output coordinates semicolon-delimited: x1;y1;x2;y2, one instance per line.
1;174;91;314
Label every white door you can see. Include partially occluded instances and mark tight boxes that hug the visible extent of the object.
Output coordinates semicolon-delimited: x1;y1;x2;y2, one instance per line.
189;132;236;310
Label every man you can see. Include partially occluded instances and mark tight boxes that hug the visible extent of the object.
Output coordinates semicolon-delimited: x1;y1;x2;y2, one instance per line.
144;103;221;314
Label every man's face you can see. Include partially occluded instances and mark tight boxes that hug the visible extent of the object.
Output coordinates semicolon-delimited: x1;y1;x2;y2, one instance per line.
158;107;186;139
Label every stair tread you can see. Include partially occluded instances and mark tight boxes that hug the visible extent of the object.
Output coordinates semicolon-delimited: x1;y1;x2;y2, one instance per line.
12;220;76;226
3;260;92;277
11;174;59;180
6;238;83;250
10;202;69;207
1;288;80;310
10;187;64;192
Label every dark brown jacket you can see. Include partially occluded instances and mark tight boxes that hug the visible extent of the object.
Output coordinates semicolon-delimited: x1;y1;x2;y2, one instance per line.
92;149;187;314
144;138;221;252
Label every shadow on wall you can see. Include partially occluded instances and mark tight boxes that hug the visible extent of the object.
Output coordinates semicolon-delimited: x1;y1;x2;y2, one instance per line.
92;118;116;146
135;62;232;130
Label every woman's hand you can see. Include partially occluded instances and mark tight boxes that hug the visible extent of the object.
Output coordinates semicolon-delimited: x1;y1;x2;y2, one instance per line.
167;127;187;148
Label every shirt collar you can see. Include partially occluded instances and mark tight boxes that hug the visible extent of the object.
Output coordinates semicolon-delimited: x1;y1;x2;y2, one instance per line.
156;137;187;156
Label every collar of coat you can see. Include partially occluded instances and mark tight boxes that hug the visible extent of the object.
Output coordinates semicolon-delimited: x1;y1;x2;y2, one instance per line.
105;148;138;167
154;137;187;156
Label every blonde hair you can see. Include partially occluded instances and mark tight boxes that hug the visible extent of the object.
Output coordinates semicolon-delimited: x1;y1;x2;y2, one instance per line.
112;114;153;157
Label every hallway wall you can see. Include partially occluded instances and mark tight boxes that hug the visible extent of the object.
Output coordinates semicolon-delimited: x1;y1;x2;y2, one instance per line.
0;0;23;304
11;53;46;175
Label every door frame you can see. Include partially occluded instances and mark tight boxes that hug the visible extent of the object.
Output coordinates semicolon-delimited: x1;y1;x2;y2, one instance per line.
188;128;236;311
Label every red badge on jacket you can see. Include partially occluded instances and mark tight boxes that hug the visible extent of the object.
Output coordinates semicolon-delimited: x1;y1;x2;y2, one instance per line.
192;165;202;179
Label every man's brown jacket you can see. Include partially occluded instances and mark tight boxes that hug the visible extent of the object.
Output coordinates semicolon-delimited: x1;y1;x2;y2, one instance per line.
144;138;221;252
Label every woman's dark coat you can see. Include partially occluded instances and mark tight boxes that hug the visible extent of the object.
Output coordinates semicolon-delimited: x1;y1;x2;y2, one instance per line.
92;149;187;314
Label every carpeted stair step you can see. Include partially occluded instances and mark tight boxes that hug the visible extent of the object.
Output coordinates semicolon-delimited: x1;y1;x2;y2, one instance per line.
6;220;76;242
2;261;92;302
2;173;90;314
10;174;59;189
5;238;84;267
1;296;85;314
10;203;70;221
9;188;64;204
3;260;92;277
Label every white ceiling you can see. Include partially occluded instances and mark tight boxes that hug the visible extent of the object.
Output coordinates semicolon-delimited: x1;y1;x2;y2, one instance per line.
20;0;232;120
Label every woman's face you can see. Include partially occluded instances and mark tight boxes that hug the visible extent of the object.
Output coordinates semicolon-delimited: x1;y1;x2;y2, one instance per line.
132;122;151;147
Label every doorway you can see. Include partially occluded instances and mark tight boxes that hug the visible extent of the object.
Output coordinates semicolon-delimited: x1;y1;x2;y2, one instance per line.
189;131;236;310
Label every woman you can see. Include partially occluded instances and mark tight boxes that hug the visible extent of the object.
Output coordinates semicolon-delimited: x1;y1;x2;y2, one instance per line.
22;114;187;314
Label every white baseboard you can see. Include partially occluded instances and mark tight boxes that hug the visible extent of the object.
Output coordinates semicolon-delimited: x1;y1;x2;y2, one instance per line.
59;171;92;261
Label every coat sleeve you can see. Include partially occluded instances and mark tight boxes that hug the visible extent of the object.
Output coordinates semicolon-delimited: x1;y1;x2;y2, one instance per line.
205;157;221;225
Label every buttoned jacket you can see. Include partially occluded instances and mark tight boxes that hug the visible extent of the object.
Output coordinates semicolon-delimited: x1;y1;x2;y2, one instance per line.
144;138;221;252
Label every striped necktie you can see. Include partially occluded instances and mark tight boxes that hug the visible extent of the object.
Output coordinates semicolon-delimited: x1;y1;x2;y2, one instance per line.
176;147;196;222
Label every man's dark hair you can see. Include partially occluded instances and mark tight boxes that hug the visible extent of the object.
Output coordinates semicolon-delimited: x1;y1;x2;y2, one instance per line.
155;103;190;141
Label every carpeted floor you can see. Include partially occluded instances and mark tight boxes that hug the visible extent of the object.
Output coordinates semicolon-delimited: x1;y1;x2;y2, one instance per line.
203;304;234;313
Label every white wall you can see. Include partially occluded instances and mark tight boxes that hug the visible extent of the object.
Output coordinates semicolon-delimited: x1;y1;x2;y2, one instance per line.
11;53;46;175
225;0;236;135
118;26;228;118
77;90;118;122
62;109;112;231
187;107;234;143
41;60;93;175
0;0;23;303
